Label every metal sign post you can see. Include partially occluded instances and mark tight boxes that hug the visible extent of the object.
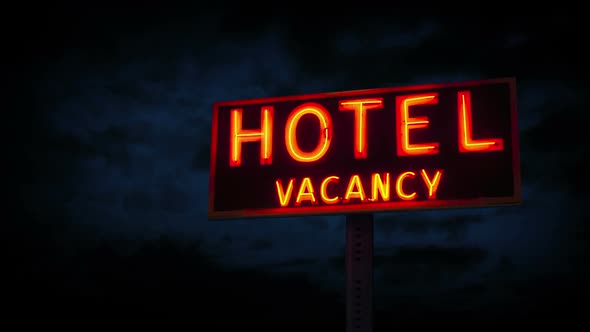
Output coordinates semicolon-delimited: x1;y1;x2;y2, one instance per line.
346;213;374;332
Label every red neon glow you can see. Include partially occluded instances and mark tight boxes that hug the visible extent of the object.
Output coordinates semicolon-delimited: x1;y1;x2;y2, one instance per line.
396;93;440;156
285;103;333;163
211;78;520;220
229;107;274;167
339;98;383;159
458;90;504;152
320;176;340;204
420;169;443;199
395;171;417;201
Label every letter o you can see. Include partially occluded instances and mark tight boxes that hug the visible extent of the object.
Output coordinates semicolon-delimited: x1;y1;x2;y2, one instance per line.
285;102;333;163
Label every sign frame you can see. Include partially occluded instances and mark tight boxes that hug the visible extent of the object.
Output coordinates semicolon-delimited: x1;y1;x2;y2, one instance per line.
208;77;520;220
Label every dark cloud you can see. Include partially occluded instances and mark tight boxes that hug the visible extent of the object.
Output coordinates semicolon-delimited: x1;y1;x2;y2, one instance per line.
375;213;483;240
106;80;158;102
219;233;233;245
258;258;317;270
281;14;585;94
250;238;273;251
190;142;211;171
30;122;156;184
437;215;485;241
11;228;344;329
302;216;331;230
389;245;487;267
123;190;153;212
26;135;95;186
376;246;488;288
499;274;590;314
158;183;191;213
446;282;488;297
494;255;516;276
521;96;589;197
329;245;487;281
377;20;439;49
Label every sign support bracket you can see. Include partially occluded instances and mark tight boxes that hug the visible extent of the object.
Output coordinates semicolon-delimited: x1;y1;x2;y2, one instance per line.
345;213;374;332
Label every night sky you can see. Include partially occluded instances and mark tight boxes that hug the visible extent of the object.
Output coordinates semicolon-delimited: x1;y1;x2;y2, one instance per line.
11;6;589;329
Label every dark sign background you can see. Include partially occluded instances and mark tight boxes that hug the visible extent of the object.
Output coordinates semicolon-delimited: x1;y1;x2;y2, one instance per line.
209;78;519;218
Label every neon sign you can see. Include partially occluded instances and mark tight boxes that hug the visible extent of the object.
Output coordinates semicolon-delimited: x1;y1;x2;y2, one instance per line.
209;78;520;219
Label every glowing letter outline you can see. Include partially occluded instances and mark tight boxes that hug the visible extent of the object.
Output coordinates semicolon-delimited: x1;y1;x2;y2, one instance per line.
396;171;417;200
339;98;383;159
229;107;274;167
275;178;295;207
320;176;340;204
343;175;367;203
458;90;504;152
420;169;443;199
285;102;333;163
371;173;390;202
396;93;440;156
295;177;318;206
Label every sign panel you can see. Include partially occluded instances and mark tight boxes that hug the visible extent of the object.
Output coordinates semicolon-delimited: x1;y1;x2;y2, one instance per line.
208;78;520;219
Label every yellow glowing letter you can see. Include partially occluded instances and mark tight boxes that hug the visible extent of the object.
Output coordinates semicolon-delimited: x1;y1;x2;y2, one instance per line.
371;173;390;202
320;176;340;204
295;177;317;206
343;175;367;203
275;178;295;207
395;171;417;200
420;169;443;199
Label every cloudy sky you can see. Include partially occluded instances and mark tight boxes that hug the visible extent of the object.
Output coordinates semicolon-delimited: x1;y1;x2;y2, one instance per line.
12;6;588;329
